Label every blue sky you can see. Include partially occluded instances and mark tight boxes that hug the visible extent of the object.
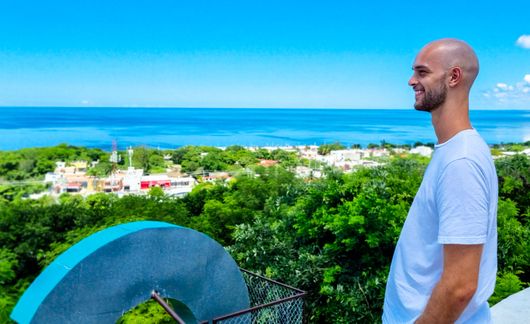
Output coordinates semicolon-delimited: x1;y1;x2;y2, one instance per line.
0;1;528;109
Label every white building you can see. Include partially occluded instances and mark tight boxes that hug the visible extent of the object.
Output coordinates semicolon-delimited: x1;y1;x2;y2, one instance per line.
120;167;144;192
294;166;323;179
329;149;364;162
44;172;60;184
410;146;433;157
166;176;198;197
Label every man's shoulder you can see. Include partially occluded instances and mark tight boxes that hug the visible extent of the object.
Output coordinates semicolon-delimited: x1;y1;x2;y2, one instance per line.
436;130;492;168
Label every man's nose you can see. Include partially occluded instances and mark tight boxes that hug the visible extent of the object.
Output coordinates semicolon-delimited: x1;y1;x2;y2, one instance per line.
408;75;417;87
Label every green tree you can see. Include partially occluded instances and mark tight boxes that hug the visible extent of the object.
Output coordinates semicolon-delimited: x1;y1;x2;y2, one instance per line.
318;142;346;155
1;145;529;323
134;147;151;172
489;272;523;305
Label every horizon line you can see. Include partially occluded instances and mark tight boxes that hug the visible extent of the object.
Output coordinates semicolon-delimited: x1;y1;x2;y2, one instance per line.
1;105;529;111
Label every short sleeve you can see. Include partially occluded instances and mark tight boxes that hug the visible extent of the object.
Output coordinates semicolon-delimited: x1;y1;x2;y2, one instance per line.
436;158;489;244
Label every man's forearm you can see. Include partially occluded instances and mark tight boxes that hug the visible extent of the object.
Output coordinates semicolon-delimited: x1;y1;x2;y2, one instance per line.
415;277;476;324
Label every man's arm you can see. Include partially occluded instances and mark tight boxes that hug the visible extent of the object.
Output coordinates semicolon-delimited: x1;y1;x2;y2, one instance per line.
415;244;483;324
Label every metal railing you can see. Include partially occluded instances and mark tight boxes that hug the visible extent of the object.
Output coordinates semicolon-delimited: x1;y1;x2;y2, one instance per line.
151;268;306;324
151;290;186;324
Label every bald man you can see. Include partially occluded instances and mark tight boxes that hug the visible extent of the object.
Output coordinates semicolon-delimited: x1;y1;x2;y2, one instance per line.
383;39;498;323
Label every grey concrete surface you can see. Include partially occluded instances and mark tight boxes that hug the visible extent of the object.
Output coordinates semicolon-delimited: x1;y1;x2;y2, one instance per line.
491;287;530;324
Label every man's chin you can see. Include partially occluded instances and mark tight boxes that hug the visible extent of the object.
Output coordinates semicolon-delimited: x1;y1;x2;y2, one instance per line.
414;100;438;113
414;102;431;112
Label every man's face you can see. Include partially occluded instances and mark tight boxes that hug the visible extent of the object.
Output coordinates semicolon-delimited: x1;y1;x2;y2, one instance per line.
408;49;448;112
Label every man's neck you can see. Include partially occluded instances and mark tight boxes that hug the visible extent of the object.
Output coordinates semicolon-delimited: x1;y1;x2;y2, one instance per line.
431;100;472;144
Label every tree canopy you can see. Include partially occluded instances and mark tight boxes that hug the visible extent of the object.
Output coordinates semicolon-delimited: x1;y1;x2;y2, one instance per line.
0;145;528;323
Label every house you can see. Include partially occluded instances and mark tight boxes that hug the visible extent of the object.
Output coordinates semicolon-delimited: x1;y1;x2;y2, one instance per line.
259;159;278;167
202;172;231;182
140;175;171;190
165;176;198;197
410;146;433;157
120;167;144;192
102;177;123;192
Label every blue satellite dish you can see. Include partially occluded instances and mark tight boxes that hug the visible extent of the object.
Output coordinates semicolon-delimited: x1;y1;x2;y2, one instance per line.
11;221;249;323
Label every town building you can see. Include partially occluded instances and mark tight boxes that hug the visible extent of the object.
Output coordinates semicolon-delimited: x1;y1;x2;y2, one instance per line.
42;161;197;198
410;146;434;157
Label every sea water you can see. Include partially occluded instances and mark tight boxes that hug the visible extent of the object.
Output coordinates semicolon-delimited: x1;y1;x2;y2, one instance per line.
0;107;529;150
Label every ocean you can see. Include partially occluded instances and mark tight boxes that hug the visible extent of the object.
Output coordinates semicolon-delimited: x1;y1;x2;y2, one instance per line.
1;107;529;151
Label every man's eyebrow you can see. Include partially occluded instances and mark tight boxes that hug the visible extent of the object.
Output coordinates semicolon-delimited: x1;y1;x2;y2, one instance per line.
412;65;431;71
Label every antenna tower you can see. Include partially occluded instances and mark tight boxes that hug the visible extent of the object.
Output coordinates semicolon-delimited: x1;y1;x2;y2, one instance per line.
109;140;121;175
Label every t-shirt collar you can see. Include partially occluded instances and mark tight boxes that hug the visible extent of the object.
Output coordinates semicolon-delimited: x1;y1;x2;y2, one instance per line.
435;128;476;149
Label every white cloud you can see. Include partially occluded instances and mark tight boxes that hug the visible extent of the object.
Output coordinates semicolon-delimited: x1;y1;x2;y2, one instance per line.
496;83;508;90
516;35;530;49
495;83;514;91
483;75;530;104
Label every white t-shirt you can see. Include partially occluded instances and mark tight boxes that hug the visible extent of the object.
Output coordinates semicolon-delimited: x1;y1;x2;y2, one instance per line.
383;129;498;323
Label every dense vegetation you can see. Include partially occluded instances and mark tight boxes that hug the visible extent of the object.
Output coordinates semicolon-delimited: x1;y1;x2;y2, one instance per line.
0;144;529;323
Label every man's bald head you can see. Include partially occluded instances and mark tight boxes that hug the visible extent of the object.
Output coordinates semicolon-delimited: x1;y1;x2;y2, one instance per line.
418;38;479;89
409;39;480;112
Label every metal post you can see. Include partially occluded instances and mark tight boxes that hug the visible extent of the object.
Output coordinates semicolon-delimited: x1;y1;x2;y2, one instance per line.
151;290;186;324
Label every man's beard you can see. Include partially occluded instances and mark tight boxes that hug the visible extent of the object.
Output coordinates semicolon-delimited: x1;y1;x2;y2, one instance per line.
414;82;447;112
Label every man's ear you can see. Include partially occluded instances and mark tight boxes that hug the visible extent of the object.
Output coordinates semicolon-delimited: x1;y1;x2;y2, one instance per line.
448;67;462;88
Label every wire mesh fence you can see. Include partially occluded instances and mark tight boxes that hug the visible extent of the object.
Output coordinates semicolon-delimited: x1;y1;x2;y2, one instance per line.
153;268;306;324
210;269;306;324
